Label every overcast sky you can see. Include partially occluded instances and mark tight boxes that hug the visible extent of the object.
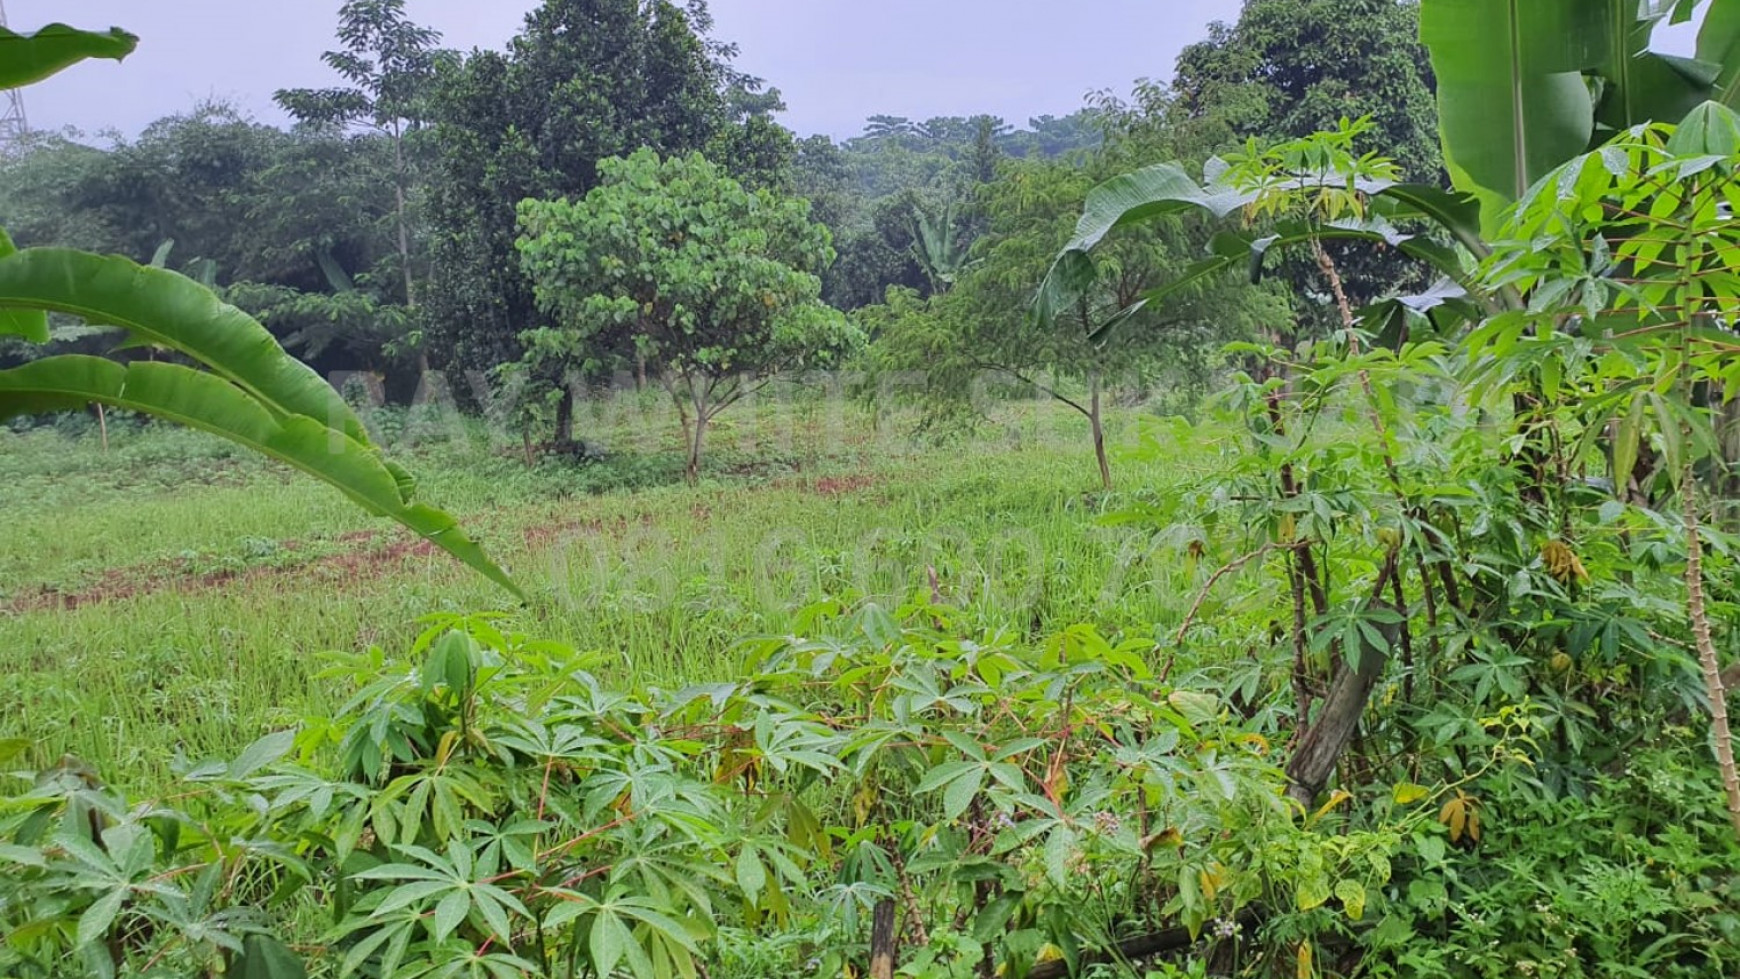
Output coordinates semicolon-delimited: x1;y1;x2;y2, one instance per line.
14;2;1707;141
13;1;1247;140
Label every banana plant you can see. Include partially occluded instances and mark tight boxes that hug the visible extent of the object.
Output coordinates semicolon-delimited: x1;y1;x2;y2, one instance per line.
1420;0;1740;234
0;24;523;601
911;201;974;295
0;21;135;89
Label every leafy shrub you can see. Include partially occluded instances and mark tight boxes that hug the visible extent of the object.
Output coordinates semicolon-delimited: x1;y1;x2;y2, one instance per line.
1;604;1390;978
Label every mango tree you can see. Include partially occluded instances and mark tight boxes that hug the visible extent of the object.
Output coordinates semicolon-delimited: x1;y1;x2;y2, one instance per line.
515;149;859;481
872;156;1284;490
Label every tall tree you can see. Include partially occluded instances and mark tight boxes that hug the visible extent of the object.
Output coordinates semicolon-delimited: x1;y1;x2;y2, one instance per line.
1166;0;1443;335
274;0;442;325
1172;0;1442;182
0;105;422;381
515;150;857;480
420;0;789;377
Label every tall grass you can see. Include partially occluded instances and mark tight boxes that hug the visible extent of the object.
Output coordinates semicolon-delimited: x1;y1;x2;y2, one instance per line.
1;395;1225;784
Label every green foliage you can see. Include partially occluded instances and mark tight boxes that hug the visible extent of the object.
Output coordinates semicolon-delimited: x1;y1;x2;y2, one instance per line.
1363;743;1740;978
1024;100;1740;972
14;5;1740;977
792;113;1101;311
227;280;416;372
0;23;516;599
1;405;1226;785
0;248;520;599
273;0;443;131
1457;100;1740;530
868;150;1285;487
1;607;1388;978
516;150;859;475
1172;0;1441;182
0;103;427;378
1038;120;1482;343
420;0;789;375
273;0;445;355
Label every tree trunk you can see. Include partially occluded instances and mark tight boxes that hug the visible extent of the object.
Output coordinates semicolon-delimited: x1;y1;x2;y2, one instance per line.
392;130;417;311
555;386;574;447
686;411;708;484
391;129;428;381
1285;555;1399;808
1286;637;1385;809
1089;370;1112;492
1683;465;1740;840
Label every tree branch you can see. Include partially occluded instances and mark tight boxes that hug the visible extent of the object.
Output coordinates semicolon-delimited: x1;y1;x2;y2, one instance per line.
967;360;1091;417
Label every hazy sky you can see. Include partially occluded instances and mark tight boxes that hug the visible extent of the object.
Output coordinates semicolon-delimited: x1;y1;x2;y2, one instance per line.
13;1;1242;140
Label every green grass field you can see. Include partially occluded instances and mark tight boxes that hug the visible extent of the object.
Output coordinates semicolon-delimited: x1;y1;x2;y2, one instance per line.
2;395;1237;785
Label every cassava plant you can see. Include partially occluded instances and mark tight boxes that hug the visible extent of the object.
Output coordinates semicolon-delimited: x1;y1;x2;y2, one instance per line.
1465;103;1740;837
2;605;1401;978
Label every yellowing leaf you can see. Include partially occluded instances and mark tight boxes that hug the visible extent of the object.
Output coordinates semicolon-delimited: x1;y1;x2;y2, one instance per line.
1311;789;1353;824
1438;791;1482;844
435;730;460;767
1237;732;1272;755
1335;879;1367;921
1440;795;1468;843
1392;782;1430;805
1168;690;1220;725
1199;863;1229;901
1295;873;1331;912
1141;827;1183;852
1296;940;1314;979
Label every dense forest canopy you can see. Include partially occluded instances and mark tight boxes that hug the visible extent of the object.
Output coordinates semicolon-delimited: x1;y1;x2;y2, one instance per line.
0;0;1401;399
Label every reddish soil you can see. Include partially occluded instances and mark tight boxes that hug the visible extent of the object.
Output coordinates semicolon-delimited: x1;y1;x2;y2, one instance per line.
4;534;440;614
519;514;657;548
8;471;888;613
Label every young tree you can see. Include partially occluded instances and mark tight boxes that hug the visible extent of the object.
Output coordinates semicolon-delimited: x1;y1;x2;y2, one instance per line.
516;150;859;480
871;156;1281;491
